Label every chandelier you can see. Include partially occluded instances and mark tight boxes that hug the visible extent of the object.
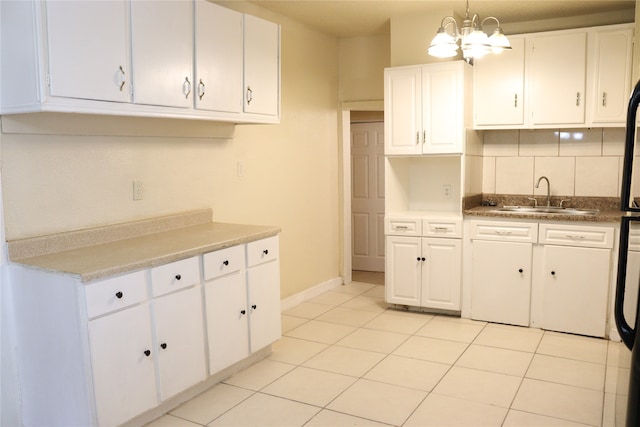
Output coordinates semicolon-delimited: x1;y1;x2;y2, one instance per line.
428;0;511;61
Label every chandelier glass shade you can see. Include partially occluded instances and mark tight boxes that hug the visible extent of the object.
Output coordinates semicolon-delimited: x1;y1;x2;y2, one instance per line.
428;1;511;61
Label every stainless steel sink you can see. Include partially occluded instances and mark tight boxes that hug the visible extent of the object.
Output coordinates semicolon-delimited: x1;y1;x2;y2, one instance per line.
493;206;599;215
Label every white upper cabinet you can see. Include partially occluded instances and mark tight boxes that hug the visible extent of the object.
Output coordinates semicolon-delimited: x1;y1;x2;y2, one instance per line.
473;23;633;129
384;61;470;155
528;30;587;126
0;0;280;123
131;0;193;108
194;0;243;114
244;14;280;118
46;1;131;103
473;36;525;127
587;25;634;125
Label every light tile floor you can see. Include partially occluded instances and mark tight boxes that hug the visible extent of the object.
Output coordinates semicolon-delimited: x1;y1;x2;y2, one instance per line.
148;279;622;427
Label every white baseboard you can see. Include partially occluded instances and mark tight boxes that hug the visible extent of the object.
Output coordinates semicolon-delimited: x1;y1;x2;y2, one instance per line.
280;277;343;311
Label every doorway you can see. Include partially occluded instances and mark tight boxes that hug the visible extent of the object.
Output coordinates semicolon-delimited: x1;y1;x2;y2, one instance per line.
350;111;385;285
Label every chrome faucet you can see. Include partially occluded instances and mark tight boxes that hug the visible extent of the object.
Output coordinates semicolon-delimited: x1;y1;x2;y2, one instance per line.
535;176;551;207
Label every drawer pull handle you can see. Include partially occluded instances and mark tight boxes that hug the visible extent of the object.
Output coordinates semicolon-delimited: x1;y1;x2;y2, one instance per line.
495;231;512;236
241;309;246;315
518;268;523;273
263;249;269;255
434;227;448;231
252;304;257;310
395;226;409;229
115;291;123;299
144;350;151;357
175;274;182;281
160;343;167;350
565;234;585;240
223;260;229;266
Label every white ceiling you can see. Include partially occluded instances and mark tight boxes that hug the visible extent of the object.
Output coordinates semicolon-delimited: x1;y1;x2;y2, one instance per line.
248;0;635;37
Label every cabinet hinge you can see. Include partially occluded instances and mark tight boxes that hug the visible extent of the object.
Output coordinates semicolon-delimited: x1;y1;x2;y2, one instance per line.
45;73;50;87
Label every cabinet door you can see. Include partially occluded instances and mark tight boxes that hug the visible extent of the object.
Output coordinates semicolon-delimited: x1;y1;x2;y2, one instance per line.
421;238;461;311
46;0;130;102
473;37;525;126
422;63;463;154
529;32;587;125
153;286;206;401
247;259;282;352
540;245;609;337
88;303;157;427
131;0;193;107
588;27;633;124
244;14;279;116
194;0;243;113
385;236;421;306
471;240;532;326
204;271;249;374
384;67;422;155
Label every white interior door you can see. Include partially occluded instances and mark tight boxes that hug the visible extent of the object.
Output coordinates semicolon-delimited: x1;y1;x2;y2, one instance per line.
351;122;385;272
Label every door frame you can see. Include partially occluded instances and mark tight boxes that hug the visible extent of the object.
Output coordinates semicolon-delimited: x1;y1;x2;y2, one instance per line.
339;101;384;285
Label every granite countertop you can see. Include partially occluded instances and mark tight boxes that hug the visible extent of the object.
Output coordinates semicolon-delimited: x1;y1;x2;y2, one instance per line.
463;194;623;224
8;209;280;282
463;205;622;223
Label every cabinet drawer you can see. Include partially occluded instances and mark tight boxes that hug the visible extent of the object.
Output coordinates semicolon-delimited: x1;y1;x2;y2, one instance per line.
150;256;200;297
539;223;614;249
423;218;462;238
85;270;147;319
385;217;422;236
203;245;246;280
247;235;279;267
469;220;538;243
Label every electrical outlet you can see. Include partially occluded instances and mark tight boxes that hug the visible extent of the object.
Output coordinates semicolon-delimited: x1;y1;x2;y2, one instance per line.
443;184;452;198
133;180;144;201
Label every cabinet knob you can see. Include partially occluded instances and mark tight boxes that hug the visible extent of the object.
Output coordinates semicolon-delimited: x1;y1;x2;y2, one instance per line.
144;350;151;357
417;257;421;261
518;269;523;273
160;343;167;350
421;257;426;262
252;304;257;310
263;249;269;255
240;309;246;315
175;274;181;280
115;291;123;299
551;271;556;276
223;260;229;266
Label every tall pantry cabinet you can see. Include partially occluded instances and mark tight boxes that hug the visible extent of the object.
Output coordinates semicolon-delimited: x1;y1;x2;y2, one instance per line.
384;60;478;313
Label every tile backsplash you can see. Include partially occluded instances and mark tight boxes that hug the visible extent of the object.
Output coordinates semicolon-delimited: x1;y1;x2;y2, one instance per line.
482;128;625;198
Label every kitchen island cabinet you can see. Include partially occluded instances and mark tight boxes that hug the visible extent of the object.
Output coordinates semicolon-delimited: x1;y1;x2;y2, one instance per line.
6;213;281;427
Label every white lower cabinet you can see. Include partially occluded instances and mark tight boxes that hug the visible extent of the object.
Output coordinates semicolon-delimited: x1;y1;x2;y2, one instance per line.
88;302;157;427
471;240;532;326
468;219;614;337
10;233;281;427
385;216;461;311
203;236;281;374
153;285;207;401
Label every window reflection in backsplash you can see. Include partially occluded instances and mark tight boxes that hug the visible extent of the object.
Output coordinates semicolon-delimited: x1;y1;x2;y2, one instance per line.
482;128;625;198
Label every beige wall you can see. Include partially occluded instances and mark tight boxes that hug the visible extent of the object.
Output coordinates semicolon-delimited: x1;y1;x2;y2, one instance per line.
0;4;340;300
390;9;455;67
338;35;390;102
